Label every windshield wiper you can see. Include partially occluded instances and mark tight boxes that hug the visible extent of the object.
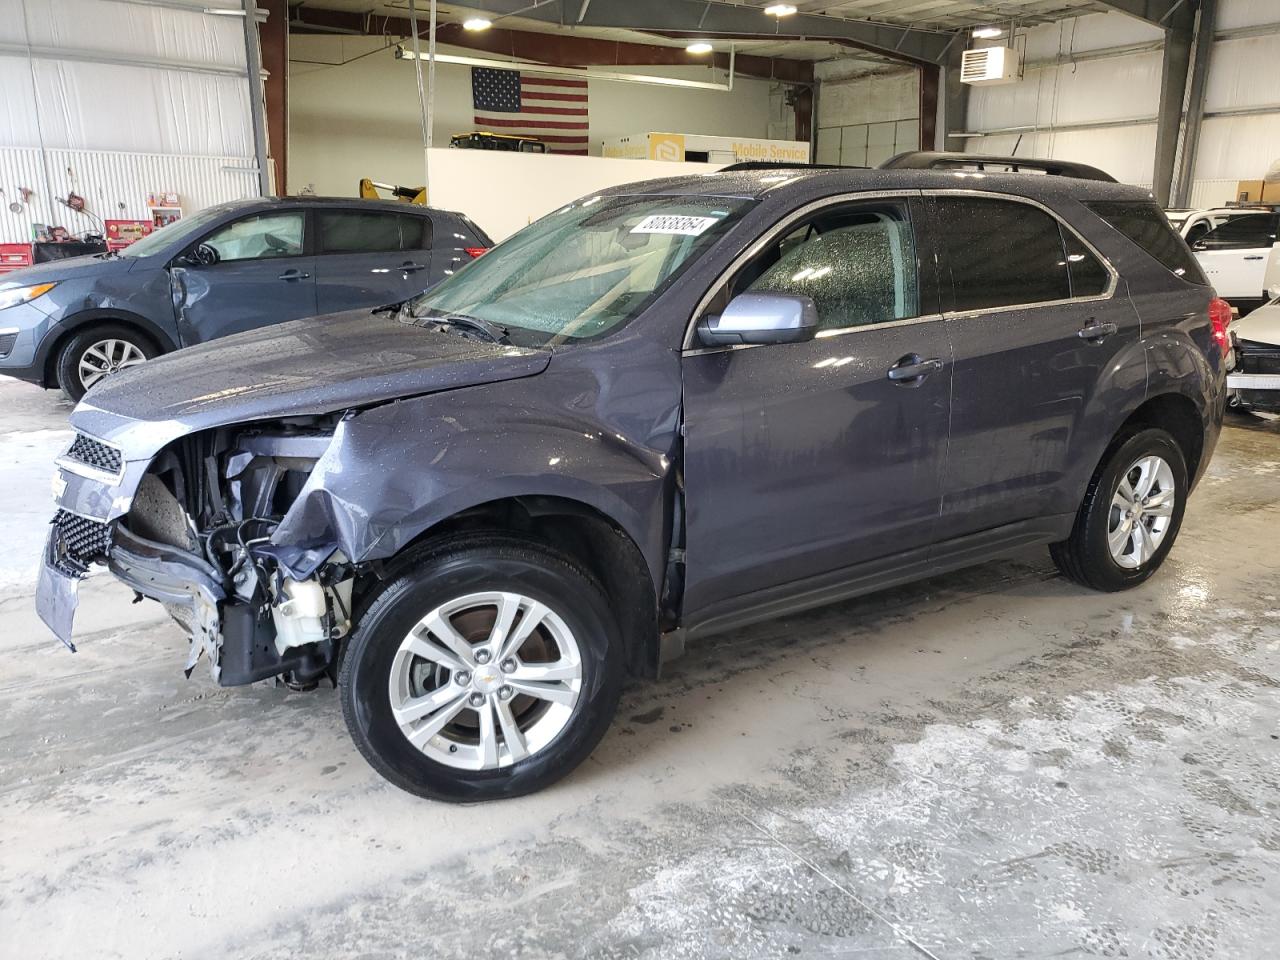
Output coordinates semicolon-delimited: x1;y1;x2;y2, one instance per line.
415;310;510;344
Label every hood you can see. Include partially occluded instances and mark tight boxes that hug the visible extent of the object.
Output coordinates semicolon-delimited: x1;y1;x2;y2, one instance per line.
72;309;550;452
1;253;132;284
1235;302;1280;346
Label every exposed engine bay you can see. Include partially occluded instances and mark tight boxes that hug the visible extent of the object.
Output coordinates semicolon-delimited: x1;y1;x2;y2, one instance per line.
111;416;354;687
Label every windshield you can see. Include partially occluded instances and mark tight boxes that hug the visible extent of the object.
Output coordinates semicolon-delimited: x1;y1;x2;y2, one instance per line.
408;194;756;346
117;205;236;258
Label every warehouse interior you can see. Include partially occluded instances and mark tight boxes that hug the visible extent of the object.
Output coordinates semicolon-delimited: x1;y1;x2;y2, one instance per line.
1;1;1279;957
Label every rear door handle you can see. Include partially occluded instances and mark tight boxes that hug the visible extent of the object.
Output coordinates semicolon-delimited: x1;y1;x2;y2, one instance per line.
1077;321;1118;342
1244;255;1265;261
278;269;310;281
887;355;944;383
399;261;428;273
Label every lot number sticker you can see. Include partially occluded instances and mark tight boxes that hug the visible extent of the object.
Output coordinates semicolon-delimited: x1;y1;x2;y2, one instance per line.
631;214;719;236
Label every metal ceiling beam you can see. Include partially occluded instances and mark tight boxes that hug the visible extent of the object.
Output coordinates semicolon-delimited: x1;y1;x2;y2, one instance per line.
290;5;815;84
1091;0;1195;30
472;0;954;66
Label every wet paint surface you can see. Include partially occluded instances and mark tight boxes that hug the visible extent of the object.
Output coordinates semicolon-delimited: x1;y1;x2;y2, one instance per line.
1;378;1277;959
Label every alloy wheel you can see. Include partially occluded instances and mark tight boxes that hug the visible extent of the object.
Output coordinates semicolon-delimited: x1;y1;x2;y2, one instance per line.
387;591;583;771
1108;454;1176;569
78;338;147;390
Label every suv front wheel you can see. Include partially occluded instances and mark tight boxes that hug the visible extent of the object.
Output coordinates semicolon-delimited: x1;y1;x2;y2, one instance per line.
56;324;155;401
339;535;625;802
1051;427;1188;592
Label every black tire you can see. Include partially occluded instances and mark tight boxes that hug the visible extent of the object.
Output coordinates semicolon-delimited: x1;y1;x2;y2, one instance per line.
339;535;624;802
1050;427;1188;592
55;323;157;402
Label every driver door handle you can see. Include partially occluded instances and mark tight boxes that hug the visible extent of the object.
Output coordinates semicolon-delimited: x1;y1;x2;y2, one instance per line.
278;269;310;281
399;261;428;273
1244;255;1265;261
1077;321;1118;342
887;355;945;383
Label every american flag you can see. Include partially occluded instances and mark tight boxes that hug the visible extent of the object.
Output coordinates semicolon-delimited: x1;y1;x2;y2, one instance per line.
471;67;589;155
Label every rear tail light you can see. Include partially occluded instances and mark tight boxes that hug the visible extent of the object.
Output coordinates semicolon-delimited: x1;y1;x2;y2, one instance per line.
464;247;488;259
1208;297;1232;357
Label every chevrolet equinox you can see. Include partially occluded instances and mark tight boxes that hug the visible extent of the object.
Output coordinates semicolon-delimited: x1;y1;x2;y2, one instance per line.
38;154;1229;801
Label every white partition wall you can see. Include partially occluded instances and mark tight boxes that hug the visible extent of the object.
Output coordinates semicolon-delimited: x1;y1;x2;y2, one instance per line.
0;0;260;242
424;148;724;242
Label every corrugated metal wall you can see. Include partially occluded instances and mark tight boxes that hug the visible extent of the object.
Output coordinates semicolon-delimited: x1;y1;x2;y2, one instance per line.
963;0;1280;199
0;147;261;241
964;12;1164;185
0;0;259;243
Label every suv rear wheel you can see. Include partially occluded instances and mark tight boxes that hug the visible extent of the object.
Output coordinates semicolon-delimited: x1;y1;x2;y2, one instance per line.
339;535;624;802
1051;427;1188;591
56;324;155;401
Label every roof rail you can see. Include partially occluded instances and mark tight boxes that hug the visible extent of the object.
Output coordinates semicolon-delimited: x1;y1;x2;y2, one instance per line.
718;161;864;172
879;151;1117;183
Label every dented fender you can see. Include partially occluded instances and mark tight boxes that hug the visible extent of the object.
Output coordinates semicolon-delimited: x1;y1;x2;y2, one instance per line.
271;356;682;586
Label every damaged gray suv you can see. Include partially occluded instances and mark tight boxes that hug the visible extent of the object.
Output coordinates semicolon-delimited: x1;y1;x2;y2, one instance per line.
39;154;1228;801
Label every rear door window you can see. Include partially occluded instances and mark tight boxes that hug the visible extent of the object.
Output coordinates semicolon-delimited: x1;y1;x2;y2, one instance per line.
1086;200;1208;284
1194;214;1278;250
931;197;1071;311
318;211;432;254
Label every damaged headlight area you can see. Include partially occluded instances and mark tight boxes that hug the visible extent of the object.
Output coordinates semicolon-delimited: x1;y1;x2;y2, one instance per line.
109;416;354;688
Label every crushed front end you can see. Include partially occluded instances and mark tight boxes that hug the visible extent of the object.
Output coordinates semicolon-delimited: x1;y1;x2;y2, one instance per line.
39;418;354;687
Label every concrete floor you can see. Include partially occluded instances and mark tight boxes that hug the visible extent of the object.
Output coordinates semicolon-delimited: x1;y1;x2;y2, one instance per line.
1;376;1277;960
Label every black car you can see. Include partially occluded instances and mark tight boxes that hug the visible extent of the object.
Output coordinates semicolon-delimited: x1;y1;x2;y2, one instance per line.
0;196;490;399
38;153;1228;801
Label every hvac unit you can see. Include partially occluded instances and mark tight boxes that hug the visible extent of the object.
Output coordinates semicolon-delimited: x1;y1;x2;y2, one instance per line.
961;46;1021;85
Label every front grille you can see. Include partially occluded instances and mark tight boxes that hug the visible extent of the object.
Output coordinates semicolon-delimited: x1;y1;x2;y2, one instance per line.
66;433;123;475
0;332;15;358
51;509;112;577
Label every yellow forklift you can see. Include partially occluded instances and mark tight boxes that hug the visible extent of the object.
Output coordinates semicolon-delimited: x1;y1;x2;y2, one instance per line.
357;179;427;205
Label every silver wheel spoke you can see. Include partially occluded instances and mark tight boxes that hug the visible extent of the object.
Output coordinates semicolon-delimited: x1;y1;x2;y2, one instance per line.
494;698;528;762
508;660;579;683
507;678;577;706
1131;522;1150;565
421;612;477;667
487;592;522;651
494;599;549;663
1134;457;1159;498
404;695;468;747
393;685;466;726
404;630;468;672
1115;476;1136;507
477;699;499;769
1108;520;1132;556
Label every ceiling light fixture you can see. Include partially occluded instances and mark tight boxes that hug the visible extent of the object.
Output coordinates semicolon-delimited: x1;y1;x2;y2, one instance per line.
764;4;798;17
686;41;714;54
463;17;493;31
971;26;1004;39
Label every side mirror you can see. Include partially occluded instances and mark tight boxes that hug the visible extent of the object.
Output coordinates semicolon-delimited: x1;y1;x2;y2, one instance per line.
697;292;819;347
186;242;219;267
